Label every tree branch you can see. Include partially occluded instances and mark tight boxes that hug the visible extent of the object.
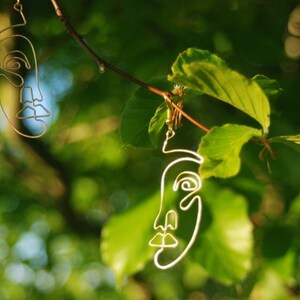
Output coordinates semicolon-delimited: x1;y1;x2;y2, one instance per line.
50;0;210;133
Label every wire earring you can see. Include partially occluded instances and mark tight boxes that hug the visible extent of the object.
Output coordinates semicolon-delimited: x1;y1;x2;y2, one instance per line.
149;99;204;269
0;0;50;138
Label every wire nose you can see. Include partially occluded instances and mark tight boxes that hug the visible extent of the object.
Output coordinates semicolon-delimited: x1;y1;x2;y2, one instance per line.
149;210;178;248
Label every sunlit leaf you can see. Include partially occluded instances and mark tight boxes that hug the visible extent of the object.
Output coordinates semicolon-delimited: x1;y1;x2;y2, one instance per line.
250;269;295;300
170;48;227;74
101;186;176;283
252;74;283;97
120;78;171;148
148;103;167;147
168;48;270;133
266;249;297;282
198;124;262;178
101;194;157;283
286;194;300;224
270;134;300;153
196;182;253;285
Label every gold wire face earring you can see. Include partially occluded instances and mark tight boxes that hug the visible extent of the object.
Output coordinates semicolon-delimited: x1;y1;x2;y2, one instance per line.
149;99;204;269
0;0;50;138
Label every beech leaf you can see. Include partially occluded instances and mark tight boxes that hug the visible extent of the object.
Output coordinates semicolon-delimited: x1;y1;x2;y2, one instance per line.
101;193;158;283
252;74;283;97
270;134;300;154
148;103;167;147
101;185;176;283
120;78;171;148
168;48;270;134
196;182;253;285
198;124;262;178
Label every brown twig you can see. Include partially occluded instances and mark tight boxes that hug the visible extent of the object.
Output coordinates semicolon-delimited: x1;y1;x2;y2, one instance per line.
50;0;210;133
257;137;276;174
258;137;277;160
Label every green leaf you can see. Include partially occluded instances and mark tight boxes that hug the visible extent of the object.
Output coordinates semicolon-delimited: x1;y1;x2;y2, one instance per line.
197;182;253;284
101;186;176;283
267;249;297;282
198;124;262;178
101;194;157;283
148;103;167;147
252;74;283;97
269;134;300;153
171;48;227;75
249;269;294;300
168;48;270;133
120;78;171;148
286;194;300;224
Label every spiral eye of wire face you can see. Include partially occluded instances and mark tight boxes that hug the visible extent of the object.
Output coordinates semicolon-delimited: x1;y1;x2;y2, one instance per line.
173;171;201;192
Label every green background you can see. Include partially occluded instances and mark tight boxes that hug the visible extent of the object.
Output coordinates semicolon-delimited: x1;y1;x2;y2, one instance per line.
0;0;299;299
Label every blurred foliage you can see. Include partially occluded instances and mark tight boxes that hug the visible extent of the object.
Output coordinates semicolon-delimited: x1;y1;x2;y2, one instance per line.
0;0;300;299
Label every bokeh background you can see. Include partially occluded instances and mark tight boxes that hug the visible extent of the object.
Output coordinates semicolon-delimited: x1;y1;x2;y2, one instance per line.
0;0;299;299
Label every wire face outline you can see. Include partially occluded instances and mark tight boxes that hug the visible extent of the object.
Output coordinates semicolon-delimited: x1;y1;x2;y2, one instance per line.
0;0;50;138
149;129;204;269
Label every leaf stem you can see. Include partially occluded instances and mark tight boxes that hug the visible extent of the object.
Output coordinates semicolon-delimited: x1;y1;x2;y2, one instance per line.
50;0;210;133
258;137;277;160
